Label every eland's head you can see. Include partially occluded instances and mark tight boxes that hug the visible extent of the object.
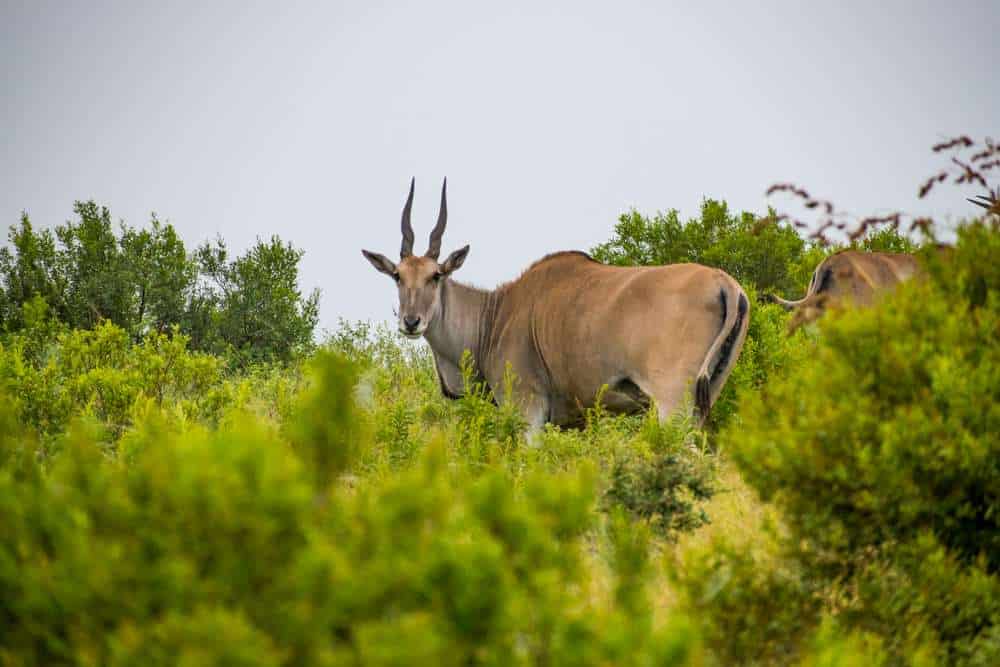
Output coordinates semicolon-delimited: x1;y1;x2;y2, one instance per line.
362;178;469;338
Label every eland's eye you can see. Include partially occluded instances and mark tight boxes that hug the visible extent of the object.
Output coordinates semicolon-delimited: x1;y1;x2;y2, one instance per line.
432;272;443;283
392;272;401;283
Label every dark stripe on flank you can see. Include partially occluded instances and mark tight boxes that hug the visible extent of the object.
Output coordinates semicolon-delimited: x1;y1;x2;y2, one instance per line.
815;267;833;294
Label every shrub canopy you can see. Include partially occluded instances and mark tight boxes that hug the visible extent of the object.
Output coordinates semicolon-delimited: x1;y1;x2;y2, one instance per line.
680;221;1000;665
0;202;319;365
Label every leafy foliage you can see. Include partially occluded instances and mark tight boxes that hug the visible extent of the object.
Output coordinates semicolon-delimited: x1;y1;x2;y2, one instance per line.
120;214;194;336
195;236;320;365
0;350;706;666
853;225;917;253
604;411;716;538
675;540;824;665
0;315;228;448
0;214;64;330
0;189;991;665
591;199;820;297
0;202;319;364
54;200;136;331
687;221;1000;665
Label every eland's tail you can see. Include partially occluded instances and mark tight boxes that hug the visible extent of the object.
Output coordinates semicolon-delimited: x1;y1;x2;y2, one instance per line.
761;292;807;310
763;263;832;311
695;282;750;422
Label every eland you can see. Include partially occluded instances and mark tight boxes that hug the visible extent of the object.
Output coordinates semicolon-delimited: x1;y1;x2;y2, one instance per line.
362;179;750;435
763;250;923;331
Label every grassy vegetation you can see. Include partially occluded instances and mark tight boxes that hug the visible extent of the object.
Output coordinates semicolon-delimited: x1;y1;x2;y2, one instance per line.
1;137;997;664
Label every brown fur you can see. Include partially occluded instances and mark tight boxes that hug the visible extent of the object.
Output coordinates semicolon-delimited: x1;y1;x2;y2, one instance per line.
363;183;750;436
427;253;749;431
766;251;921;332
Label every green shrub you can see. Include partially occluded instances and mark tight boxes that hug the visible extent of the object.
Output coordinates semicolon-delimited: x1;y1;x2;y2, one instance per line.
853;226;918;253
0;351;709;666
699;221;1000;664
732;224;999;569
674;539;823;665
287;349;367;487
592;200;815;297
797;619;893;667
194;235;320;365
452;355;526;464
0;319;228;447
604;410;716;539
0;202;319;364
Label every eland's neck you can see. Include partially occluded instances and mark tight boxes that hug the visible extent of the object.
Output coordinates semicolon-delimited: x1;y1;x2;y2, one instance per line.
424;279;495;371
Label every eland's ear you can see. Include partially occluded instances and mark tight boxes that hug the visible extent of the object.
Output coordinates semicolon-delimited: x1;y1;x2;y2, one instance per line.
362;249;397;277
440;245;470;275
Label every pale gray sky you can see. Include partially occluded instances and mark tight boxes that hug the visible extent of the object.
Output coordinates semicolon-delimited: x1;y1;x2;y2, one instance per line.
3;1;997;332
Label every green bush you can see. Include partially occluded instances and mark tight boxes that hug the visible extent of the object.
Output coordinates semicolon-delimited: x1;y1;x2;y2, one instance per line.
854;226;917;253
0;316;228;447
0;201;319;364
693;221;1000;664
604;410;717;539
591;200;815;297
589;199;919;300
674;539;823;665
0;352;705;666
194;235;320;365
2;191;971;666
732;224;999;569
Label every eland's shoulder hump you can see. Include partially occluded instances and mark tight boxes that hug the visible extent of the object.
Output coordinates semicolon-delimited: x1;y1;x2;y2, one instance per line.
523;250;598;272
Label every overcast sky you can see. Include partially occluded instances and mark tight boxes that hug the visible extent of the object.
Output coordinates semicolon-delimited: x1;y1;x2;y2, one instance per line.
3;1;997;332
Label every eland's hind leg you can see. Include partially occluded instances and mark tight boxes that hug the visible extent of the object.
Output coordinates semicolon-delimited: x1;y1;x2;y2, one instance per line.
521;393;550;447
631;371;701;428
495;388;549;447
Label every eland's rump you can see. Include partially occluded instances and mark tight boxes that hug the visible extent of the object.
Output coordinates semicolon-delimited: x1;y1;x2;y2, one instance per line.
764;250;923;331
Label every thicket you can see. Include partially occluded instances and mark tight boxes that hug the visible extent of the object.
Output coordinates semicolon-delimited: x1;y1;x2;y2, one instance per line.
1;135;995;665
0;283;724;665
0;305;227;449
590;199;915;301
0;331;715;665
0;201;319;365
591;200;824;297
677;220;1000;665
